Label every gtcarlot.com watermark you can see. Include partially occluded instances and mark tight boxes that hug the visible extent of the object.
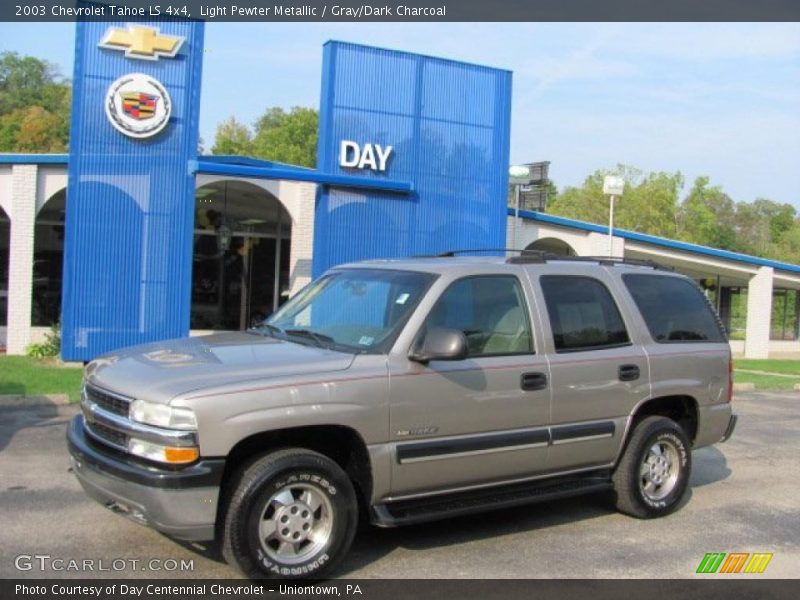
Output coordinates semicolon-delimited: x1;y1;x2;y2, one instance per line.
14;554;194;572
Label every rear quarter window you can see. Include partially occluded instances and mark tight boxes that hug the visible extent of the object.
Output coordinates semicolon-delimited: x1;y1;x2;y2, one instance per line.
622;274;727;343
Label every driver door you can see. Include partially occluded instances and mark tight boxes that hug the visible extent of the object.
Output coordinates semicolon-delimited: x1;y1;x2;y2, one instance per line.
388;274;551;497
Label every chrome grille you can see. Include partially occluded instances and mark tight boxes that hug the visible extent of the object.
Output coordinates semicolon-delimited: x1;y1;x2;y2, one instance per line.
85;420;129;451
85;384;131;417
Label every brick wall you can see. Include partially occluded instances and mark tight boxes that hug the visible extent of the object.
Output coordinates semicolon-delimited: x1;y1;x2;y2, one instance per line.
6;165;36;354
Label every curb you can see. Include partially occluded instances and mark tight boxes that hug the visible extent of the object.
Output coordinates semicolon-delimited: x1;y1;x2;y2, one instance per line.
732;383;755;392
0;394;72;407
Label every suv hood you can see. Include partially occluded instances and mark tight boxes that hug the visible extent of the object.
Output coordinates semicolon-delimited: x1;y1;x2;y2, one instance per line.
85;332;355;403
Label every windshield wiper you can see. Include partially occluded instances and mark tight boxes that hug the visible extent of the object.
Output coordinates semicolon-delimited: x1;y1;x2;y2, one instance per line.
248;323;283;338
284;329;336;348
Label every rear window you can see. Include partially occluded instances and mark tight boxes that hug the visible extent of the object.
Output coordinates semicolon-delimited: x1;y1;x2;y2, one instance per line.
623;274;726;343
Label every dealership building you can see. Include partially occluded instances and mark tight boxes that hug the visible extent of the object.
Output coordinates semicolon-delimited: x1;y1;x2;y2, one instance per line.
1;20;799;360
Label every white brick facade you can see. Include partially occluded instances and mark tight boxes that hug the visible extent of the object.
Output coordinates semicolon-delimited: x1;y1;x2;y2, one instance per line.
277;180;316;295
6;165;37;354
744;267;774;359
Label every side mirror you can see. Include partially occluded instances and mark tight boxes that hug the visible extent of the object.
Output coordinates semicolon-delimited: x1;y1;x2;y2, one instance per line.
409;327;469;363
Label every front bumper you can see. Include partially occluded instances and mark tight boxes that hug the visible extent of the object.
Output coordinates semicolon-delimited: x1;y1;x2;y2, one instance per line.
67;415;224;541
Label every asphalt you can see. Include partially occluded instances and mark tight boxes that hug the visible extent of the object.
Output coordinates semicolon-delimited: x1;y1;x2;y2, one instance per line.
0;392;797;579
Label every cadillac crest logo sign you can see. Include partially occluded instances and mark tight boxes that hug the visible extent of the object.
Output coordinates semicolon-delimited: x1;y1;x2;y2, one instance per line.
105;73;172;139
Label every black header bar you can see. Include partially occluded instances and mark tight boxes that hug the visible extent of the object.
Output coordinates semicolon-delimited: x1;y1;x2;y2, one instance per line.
3;0;800;22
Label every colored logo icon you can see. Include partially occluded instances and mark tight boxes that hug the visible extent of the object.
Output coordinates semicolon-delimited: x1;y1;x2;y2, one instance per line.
98;25;185;61
105;73;172;138
120;92;158;120
696;552;773;574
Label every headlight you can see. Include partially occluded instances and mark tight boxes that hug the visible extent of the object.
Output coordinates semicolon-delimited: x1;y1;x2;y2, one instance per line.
129;400;197;430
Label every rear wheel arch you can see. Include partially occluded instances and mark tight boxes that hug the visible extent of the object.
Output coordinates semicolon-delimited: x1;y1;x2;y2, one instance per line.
627;394;699;443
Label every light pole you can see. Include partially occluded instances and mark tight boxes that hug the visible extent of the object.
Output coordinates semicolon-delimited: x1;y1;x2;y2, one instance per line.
602;175;625;257
509;165;532;251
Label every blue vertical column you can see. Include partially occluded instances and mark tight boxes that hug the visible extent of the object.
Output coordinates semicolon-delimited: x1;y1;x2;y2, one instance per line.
61;16;204;361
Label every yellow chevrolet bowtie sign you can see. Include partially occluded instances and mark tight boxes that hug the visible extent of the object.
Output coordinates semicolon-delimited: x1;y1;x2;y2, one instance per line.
99;25;185;61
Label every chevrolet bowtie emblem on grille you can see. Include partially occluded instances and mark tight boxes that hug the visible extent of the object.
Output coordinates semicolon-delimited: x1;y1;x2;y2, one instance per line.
98;25;185;61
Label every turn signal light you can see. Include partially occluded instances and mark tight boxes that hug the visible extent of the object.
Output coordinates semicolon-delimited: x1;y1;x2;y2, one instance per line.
164;446;200;464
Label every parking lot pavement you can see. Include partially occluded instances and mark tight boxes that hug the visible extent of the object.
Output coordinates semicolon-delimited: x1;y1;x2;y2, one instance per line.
0;392;797;579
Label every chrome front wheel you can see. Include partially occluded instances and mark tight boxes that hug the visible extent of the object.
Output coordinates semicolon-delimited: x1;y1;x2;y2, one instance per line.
259;483;334;565
222;448;358;579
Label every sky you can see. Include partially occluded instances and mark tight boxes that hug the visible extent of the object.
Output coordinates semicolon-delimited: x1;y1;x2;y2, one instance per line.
2;22;799;207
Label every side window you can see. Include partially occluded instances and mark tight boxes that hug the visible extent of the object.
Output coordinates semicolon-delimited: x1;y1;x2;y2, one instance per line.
623;274;727;343
423;276;533;357
540;275;630;352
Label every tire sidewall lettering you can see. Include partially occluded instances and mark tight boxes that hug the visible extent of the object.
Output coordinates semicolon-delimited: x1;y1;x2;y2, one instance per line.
248;469;341;576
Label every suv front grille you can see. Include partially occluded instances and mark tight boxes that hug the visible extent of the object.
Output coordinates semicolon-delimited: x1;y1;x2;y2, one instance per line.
85;384;131;417
85;420;129;451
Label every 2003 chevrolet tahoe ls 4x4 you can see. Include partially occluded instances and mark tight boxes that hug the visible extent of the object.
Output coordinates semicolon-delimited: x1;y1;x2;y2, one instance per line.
68;254;737;578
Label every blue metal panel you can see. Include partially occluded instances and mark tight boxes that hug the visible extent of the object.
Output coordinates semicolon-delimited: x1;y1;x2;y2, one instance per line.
61;18;204;361
0;154;69;164
191;159;413;193
511;209;800;274
313;42;512;276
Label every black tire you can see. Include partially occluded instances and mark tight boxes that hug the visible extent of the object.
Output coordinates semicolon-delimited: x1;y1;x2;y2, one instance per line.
221;448;358;579
612;416;691;519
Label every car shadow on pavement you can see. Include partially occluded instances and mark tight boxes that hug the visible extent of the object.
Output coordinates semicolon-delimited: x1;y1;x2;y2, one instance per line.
340;491;616;575
339;448;734;576
689;446;732;487
0;397;64;454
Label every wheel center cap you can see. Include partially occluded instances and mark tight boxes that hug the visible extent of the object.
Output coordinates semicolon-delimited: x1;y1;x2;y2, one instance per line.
275;502;314;543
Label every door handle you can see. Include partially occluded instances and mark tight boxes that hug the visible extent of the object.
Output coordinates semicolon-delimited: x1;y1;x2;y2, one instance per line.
521;372;547;391
618;364;640;382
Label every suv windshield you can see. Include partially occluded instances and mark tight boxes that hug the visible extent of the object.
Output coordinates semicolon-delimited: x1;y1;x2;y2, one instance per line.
255;268;436;353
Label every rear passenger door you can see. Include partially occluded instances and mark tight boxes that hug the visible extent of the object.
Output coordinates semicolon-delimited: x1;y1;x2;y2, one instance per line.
532;271;650;472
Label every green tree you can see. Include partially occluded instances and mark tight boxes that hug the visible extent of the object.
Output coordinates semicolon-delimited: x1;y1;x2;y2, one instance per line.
211;116;253;155
251;107;318;167
0;52;70;152
211;107;318;167
548;165;683;238
677;176;737;249
732;199;797;258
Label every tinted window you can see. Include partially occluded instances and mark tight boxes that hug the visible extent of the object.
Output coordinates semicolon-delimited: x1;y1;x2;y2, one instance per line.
540;276;630;352
423;276;533;357
623;274;726;343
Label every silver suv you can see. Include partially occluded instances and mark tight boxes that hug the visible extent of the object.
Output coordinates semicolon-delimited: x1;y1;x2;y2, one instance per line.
68;255;737;578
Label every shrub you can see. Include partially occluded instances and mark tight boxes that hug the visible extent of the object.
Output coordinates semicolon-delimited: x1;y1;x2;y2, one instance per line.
25;323;61;359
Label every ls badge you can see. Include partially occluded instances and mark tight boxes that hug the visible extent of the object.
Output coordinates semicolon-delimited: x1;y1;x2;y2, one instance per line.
105;73;172;139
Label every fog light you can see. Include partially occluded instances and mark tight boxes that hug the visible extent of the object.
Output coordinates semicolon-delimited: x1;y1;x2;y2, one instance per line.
128;438;199;464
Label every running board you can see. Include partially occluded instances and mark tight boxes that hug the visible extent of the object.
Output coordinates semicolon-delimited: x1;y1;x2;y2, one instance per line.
372;471;613;527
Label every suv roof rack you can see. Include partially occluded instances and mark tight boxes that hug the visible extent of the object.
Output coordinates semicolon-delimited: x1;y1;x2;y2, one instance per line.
506;253;674;271
414;249;544;258
415;249;673;271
